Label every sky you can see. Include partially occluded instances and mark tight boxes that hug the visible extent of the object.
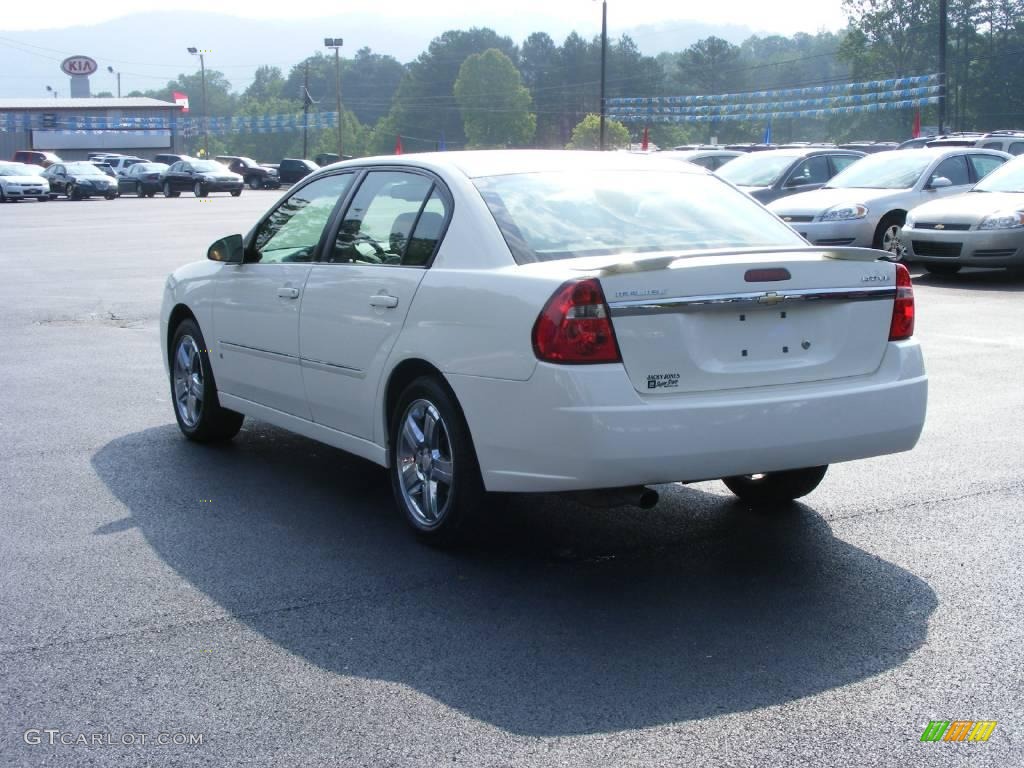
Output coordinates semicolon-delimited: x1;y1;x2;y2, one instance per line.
1;0;847;36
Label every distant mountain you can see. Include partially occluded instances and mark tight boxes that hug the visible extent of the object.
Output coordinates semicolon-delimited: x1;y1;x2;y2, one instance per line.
0;12;756;99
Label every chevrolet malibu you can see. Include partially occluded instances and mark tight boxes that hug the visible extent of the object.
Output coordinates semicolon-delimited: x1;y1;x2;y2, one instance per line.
161;151;928;544
903;154;1024;274
769;148;1009;259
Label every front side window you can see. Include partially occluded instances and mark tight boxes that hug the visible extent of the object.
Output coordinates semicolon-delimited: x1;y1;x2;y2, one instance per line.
252;174;354;265
830;154;860;174
329;171;441;266
717;154;797;187
474;170;804;264
930;156;970;187
1009;142;1024;156
787;156;830;186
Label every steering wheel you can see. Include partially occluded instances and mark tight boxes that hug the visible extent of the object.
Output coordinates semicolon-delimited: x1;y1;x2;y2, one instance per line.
349;235;387;263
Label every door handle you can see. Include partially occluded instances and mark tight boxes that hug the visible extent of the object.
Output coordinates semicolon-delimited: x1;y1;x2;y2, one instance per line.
369;293;399;308
277;286;300;299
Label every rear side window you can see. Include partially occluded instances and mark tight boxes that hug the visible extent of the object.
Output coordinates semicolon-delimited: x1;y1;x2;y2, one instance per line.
252;174;354;264
474;170;804;264
1010;142;1024;156
968;154;1005;182
930;156;970;186
690;156;716;170
830;154;860;174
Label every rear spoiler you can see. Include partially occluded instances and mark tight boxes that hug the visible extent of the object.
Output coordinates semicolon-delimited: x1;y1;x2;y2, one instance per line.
572;246;888;276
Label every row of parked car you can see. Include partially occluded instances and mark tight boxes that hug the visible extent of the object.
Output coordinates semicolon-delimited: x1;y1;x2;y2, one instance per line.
2;150;325;201
655;135;1024;274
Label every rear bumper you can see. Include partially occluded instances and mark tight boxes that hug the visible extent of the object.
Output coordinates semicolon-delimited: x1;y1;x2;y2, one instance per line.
902;226;1024;267
448;341;927;493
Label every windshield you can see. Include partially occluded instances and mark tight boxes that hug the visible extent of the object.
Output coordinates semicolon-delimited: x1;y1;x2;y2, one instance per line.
193;161;227;173
474;170;804;264
826;152;931;189
716;154;796;187
0;164;40;176
973;158;1024;193
66;162;109;177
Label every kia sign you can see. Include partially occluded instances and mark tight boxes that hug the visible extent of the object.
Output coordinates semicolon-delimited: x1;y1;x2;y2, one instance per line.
61;56;98;77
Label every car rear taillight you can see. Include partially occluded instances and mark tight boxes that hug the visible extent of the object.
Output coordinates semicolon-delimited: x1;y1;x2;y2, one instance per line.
532;278;621;364
888;263;915;341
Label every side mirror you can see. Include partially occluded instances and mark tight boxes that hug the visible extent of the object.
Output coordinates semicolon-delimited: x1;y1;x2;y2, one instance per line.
208;234;245;264
929;176;953;189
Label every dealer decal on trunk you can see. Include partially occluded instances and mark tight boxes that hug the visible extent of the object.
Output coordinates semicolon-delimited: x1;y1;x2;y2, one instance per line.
647;374;681;390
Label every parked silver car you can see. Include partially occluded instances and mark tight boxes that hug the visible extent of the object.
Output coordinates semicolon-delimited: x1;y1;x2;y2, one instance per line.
659;148;743;171
902;154;1024;274
716;148;865;204
769;148;1010;259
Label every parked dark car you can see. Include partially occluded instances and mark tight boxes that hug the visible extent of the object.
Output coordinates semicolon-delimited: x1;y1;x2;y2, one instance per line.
41;162;118;200
116;162;168;197
160;159;243;197
313;152;354;166
153;153;193;166
277;158;319;184
716;147;866;204
12;150;62;168
214;156;281;189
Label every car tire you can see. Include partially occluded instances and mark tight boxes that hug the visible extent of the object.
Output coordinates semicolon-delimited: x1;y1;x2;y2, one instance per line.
105;191;117;200
163;182;179;198
230;189;242;197
248;177;262;190
0;188;6;202
873;213;907;261
722;465;828;506
924;263;962;275
169;319;244;443
389;375;486;546
37;195;48;202
193;182;207;198
67;184;79;201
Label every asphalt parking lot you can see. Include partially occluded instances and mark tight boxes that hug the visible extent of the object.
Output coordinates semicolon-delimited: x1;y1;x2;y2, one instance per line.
1;191;1022;767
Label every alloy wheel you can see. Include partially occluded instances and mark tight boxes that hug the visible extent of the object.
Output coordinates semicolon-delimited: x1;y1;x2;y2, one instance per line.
173;335;204;429
882;224;906;261
396;399;455;528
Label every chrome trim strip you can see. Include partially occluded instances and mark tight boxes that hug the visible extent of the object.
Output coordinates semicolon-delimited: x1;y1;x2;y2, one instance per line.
608;286;897;317
300;358;365;379
220;341;300;365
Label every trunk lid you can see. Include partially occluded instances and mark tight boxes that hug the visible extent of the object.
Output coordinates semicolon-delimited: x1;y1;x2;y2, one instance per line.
591;248;896;395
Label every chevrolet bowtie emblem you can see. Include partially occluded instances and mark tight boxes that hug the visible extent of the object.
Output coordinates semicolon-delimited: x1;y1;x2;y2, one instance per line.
757;292;786;306
934;223;945;229
783;216;792;222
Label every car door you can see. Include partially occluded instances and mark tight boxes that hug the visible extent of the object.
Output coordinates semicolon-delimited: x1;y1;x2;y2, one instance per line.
117;166;134;195
299;169;450;440
212;172;356;418
173;162;192;191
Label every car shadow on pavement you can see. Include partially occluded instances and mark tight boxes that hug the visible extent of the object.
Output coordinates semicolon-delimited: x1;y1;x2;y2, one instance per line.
91;422;937;737
911;267;1024;291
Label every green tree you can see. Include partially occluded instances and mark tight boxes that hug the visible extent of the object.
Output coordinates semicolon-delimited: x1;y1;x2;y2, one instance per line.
389;27;520;150
454;49;536;148
343;48;406;125
566;114;630;149
243;66;286;104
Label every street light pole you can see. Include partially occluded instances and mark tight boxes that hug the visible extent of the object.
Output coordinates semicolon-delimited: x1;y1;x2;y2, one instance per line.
188;47;208;158
107;66;121;98
325;38;344;159
938;0;947;133
599;0;607;150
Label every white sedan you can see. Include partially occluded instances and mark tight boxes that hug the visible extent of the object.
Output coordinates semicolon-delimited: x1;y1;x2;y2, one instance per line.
0;162;50;202
161;151;927;544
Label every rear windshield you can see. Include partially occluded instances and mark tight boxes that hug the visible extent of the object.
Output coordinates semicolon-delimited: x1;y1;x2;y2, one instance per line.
473;170;804;264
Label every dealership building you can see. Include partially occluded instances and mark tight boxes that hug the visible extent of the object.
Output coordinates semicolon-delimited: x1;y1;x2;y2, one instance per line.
0;97;186;161
0;55;186;161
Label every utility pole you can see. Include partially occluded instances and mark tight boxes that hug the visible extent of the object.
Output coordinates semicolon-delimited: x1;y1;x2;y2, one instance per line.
107;66;121;98
938;0;947;133
302;60;310;159
325;38;344;159
599;0;607;150
187;48;208;157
